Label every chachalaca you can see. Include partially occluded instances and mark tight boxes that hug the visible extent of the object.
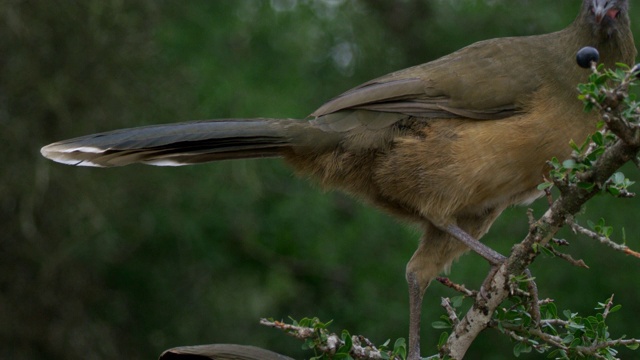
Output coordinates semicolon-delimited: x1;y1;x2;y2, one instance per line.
40;0;636;358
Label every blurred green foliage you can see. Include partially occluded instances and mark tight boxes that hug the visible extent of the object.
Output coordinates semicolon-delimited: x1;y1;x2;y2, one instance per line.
1;1;639;359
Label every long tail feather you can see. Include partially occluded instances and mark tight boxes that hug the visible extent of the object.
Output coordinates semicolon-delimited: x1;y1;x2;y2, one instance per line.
41;118;295;167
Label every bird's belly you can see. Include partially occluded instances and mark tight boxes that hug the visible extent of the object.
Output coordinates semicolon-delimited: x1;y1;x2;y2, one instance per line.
371;114;581;222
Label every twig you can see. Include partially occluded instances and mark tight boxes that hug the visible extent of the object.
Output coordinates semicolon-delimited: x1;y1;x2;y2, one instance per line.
489;321;566;351
436;277;477;297
491;320;640;360
527;208;537;226
569;221;640;258
550;238;570;246
441;297;460;327
601;294;615;320
575;338;640;356
259;319;402;360
501;327;550;353
259;318;315;339
544;244;590;268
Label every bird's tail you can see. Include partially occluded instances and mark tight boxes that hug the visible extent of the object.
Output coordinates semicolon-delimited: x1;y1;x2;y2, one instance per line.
40;118;300;167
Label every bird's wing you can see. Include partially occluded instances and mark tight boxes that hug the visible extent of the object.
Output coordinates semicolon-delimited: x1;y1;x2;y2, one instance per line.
311;37;546;123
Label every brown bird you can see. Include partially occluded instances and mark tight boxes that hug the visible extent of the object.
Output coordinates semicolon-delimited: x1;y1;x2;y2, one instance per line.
41;0;635;358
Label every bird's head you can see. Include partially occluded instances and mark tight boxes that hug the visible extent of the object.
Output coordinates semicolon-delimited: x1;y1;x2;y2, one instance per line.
583;0;630;37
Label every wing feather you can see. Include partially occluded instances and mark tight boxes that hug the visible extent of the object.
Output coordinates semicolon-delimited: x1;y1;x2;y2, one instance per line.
309;36;549;124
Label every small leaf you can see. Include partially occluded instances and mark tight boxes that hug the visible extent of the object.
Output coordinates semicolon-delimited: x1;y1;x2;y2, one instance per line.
537;182;553;190
513;342;532;357
438;332;449;349
432;321;451;329
607;187;620;196
544;302;558;318
563;159;577;169
569;139;580;152
577;182;595;191
562;334;575;344
626;343;640;350
592;131;604;146
538;245;555;257
613;172;625;184
604;226;613;238
568;322;585;331
393;338;407;359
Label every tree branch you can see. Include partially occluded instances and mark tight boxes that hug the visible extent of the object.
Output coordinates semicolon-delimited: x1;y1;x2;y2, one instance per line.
569;221;640;257
259;318;405;360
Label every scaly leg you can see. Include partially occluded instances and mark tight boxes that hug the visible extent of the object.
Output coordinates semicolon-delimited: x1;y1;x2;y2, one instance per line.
405;225;470;360
407;272;427;360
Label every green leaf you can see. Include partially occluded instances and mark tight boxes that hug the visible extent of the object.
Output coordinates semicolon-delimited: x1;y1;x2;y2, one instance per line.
432;321;451;329
613;172;625;184
563;159;577;169
615;62;631;69
544;302;558;318
592;131;604;146
438;331;449;349
564;310;575;319
303;338;315;350
451;295;464;308
393;338;407;359
626;343;640;350
537;182;553;190
562;334;575;344
337;331;353;356
568;322;585;331
538;245;555;257
513;342;532;357
577;182;595;191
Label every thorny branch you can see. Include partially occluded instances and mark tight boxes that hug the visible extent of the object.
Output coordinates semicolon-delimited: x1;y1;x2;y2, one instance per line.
436;277;477;297
543;241;590;268
259;318;403;360
569;220;640;258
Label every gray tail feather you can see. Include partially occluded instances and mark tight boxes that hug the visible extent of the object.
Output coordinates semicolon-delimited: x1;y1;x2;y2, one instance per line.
40;118;296;167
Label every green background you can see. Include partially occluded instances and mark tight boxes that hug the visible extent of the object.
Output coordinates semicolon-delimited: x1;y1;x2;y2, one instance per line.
2;1;639;359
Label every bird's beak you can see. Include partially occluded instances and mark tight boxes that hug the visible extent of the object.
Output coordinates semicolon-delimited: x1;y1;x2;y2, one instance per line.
591;0;620;24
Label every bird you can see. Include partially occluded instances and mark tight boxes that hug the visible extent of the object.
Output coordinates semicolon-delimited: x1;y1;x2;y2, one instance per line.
40;0;635;359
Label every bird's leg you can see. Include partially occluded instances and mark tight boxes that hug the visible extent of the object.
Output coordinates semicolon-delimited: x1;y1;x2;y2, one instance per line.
405;227;471;360
407;272;427;360
444;224;506;265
